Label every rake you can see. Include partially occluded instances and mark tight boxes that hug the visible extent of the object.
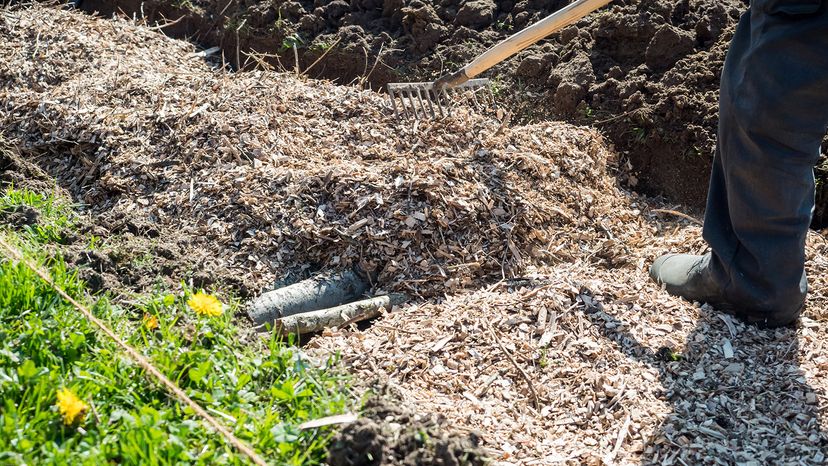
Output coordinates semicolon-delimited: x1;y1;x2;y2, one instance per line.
388;0;614;119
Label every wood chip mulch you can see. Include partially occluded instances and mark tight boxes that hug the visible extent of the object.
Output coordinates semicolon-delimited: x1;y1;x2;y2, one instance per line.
3;5;828;465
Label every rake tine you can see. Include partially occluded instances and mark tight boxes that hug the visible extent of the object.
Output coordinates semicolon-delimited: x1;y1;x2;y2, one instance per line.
451;87;463;108
469;87;481;110
402;93;413;119
444;87;455;105
407;90;420;120
399;90;409;120
389;91;400;119
400;92;412;119
393;90;407;119
442;88;452;116
412;89;423;117
419;88;436;119
415;88;429;119
417;89;437;119
488;86;498;110
432;89;445;118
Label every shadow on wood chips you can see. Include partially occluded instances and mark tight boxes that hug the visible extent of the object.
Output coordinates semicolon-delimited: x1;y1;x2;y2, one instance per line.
578;286;828;463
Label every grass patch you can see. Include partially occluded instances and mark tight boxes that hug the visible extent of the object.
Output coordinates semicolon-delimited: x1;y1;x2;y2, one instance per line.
0;189;350;465
0;187;73;243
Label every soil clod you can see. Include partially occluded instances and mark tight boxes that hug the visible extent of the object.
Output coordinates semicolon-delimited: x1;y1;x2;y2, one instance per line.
328;396;487;466
1;205;39;228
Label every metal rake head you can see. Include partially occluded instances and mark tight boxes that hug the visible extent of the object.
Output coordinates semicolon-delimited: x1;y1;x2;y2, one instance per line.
387;78;495;120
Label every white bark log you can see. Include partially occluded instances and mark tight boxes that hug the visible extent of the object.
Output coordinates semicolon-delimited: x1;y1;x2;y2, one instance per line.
247;270;369;328
273;293;407;335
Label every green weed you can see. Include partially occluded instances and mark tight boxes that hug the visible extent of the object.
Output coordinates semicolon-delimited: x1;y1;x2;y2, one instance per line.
280;34;303;53
538;348;549;368
489;77;505;98
310;40;334;53
272;8;296;36
131;250;155;271
630;126;647;143
87;235;101;251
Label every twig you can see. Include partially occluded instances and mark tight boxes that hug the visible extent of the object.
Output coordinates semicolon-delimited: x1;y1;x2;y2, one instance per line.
293;43;299;76
89;399;102;424
147;15;184;31
360;46;369;82
374;324;418;334
593;108;637;125
604;414;632;464
362;42;386;86
493;110;512;137
651;208;702;226
486;320;540;409
31;31;41;58
302;38;341;76
245;49;288;73
0;237;269;466
218;0;233;16
244;51;276;72
235;29;241;71
298;412;358;430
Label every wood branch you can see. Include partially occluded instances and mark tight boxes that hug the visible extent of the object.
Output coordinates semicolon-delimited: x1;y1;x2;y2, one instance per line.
487;320;540;410
651;208;702;225
247;270;369;328
273;293;407;335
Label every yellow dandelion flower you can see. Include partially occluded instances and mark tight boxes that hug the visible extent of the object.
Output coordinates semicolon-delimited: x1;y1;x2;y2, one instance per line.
143;314;159;331
187;292;223;317
56;388;88;426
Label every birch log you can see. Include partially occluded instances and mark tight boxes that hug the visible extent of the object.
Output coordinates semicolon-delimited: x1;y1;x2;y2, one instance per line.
274;293;407;335
248;270;369;328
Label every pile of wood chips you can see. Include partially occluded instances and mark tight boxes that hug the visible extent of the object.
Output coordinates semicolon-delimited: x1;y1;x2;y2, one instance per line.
1;4;624;299
3;5;828;464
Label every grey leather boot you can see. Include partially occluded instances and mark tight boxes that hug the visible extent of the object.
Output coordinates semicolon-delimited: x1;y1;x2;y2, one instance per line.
649;253;726;307
650;252;800;328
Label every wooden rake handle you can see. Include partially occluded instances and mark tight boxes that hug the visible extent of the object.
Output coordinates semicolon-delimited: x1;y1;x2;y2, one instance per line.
435;0;614;89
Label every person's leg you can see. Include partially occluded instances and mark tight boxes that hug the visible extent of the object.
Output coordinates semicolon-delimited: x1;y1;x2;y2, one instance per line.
652;1;828;327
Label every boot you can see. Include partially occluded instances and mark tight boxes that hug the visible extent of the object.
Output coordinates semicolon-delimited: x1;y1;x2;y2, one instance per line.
649;252;800;328
649;253;726;307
